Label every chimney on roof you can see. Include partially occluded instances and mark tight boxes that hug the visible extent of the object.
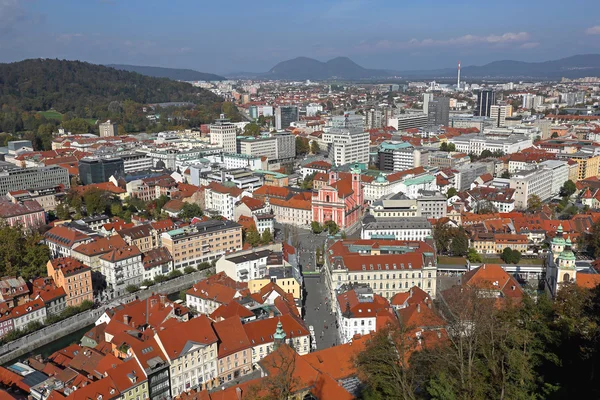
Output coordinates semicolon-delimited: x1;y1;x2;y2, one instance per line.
235;387;242;400
124;314;131;324
159;294;166;305
417;303;421;313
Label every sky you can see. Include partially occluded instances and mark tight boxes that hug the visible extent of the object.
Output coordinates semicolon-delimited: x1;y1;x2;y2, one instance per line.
1;0;599;75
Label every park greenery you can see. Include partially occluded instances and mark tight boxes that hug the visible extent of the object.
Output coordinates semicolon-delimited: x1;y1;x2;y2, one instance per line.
432;222;468;256
310;220;340;236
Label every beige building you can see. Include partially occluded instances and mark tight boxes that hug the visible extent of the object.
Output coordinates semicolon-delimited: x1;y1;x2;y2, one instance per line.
323;239;438;303
161;219;242;269
118;224;160;252
155;316;219;393
213;318;253;384
99;120;118;137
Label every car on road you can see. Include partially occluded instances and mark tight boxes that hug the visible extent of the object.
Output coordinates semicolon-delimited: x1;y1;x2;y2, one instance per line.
309;325;314;334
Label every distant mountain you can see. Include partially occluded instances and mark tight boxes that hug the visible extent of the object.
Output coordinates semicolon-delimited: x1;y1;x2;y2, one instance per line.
251;56;393;80
107;64;226;81
400;54;600;79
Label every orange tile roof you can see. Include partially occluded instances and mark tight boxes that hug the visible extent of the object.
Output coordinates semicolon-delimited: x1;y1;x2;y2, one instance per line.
210;301;255;321
576;273;600;289
187;272;248;304
243;315;308;347
50;257;91;276
73;235;127;257
100;246;142;262
213;317;252;358
104;358;146;393
156;315;218;360
462;264;524;299
238;196;265;211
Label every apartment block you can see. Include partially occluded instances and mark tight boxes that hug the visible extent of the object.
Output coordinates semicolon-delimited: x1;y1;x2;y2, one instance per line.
161;220;242;269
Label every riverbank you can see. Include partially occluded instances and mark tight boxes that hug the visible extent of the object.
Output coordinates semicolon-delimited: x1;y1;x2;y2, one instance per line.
0;269;204;365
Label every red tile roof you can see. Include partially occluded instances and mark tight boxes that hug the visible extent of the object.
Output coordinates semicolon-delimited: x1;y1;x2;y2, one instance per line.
212;317;252;358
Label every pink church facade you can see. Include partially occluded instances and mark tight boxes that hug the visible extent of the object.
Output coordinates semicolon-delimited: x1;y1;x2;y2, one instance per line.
312;170;364;230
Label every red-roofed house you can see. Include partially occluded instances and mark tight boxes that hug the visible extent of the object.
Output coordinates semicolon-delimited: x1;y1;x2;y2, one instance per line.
155;315;219;393
47;257;93;307
186;272;249;315
335;286;394;344
213;318;252;384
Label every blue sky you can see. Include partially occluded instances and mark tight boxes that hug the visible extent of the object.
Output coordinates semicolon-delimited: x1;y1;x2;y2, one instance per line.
1;0;599;74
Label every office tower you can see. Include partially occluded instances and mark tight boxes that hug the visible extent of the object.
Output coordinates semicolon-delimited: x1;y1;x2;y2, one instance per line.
248;106;259;120
457;61;461;90
0;165;70;195
99;120;118;137
428;97;450;127
78;157;125;185
490;105;511;128
275;106;299;130
322;113;370;165
423;93;433;115
209;114;237;153
475;90;495;117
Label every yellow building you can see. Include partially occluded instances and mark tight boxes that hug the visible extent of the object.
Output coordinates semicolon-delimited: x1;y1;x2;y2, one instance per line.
571;154;600;180
249;273;302;300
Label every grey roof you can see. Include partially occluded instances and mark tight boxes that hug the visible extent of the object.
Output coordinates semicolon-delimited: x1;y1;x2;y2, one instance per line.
226;249;272;264
363;217;432;230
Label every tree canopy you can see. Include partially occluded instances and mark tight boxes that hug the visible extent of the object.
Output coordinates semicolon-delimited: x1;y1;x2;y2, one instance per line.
0;224;50;280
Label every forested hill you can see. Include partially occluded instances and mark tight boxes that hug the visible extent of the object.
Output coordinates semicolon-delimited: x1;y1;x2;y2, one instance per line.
107;64;226;82
0;58;221;114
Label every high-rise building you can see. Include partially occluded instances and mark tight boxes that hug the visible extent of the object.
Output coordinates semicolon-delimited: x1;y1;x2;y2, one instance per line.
275;106;299;130
490;105;512;128
475;90;496;117
388;113;428;131
78;157;125;185
99;120;118;137
0;165;70;196
209;114;237;153
322;113;370;166
423;93;434;115
427;97;450;127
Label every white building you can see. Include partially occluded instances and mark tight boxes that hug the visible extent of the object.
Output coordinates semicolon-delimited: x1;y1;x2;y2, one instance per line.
216;249;271;282
210;115;237;154
539;160;569;197
336;287;393;344
11;300;47;331
203;183;249;221
100;246;144;295
323;113;370;165
448;133;532;156
223;153;265;171
361;217;432;241
510;167;554;209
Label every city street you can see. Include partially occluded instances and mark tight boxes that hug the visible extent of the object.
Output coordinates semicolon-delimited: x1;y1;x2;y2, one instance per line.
303;275;339;350
275;223;326;274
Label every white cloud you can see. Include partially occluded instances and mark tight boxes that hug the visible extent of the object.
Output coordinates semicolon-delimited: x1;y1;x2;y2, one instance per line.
56;33;84;42
357;32;531;53
408;32;530;47
586;25;600;35
520;42;540;49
